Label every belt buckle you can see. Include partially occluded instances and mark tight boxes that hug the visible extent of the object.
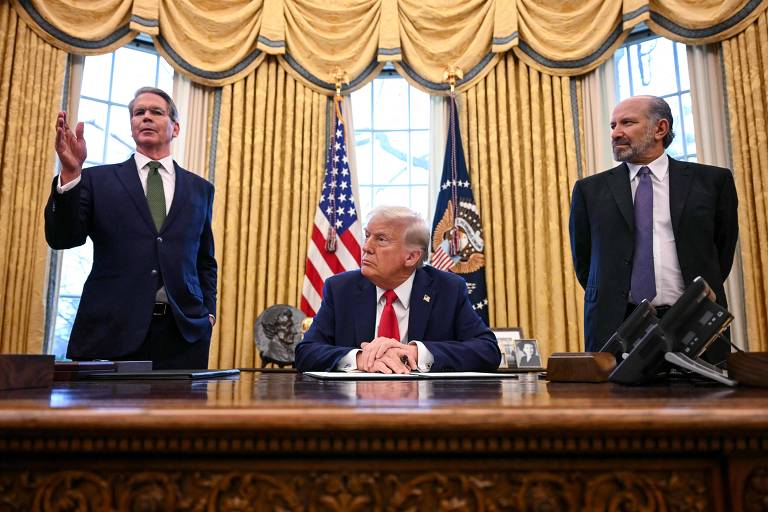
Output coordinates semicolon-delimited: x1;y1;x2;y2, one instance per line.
153;302;168;316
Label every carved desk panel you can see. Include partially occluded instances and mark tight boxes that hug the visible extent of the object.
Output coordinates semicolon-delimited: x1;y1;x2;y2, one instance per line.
1;371;767;511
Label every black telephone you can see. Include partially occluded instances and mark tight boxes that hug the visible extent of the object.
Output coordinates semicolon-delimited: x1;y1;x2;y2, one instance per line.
599;300;657;363
606;277;736;386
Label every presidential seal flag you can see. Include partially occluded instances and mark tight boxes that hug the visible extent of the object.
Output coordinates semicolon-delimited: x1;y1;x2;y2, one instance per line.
431;94;489;325
300;97;362;317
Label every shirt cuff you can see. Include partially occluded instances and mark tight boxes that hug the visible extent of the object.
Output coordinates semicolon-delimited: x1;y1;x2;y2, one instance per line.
337;349;361;372
410;341;433;372
57;174;81;193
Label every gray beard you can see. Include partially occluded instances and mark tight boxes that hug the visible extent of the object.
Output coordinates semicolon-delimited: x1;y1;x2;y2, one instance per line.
612;130;656;162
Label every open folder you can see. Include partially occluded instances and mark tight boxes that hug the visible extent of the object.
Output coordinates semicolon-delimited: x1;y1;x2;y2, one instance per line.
303;371;521;380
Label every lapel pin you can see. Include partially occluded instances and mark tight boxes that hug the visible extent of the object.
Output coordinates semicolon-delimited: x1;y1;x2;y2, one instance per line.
423;294;431;303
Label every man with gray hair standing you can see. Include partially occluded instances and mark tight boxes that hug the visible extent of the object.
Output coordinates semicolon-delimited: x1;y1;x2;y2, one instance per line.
296;205;500;373
569;95;738;363
45;87;217;369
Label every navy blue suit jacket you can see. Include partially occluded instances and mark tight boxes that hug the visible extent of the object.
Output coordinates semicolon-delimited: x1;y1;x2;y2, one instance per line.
569;157;738;356
294;266;501;372
45;156;217;360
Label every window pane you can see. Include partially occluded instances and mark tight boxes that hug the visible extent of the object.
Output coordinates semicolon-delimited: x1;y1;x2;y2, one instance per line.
106;105;135;162
614;46;631;99
358;185;373;220
80;54;113;101
410;185;430;219
676;42;690;92
681;92;695;156
355;133;373;185
58;240;93;296
373;131;409;185
629;38;677;98
409;87;430;129
158;59;174;92
664;94;684;158
51;296;80;359
410;130;430;184
77;99;108;164
352;75;431;223
373;79;408;130
111;47;159;105
372;185;411;207
351;82;372;130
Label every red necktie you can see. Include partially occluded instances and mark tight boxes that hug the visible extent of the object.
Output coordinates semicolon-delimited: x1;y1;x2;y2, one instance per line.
377;289;400;341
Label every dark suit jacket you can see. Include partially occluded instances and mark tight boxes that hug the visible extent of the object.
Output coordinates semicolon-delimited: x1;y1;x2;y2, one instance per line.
294;266;501;372
569;157;738;355
45;156;217;360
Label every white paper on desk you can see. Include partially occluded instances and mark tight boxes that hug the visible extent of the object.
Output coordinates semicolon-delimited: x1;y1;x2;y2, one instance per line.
303;371;518;380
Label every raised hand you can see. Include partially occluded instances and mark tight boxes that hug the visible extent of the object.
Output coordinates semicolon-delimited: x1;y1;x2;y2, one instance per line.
55;111;87;184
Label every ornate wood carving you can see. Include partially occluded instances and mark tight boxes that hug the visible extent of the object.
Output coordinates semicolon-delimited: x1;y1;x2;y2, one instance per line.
743;466;768;512
0;465;719;511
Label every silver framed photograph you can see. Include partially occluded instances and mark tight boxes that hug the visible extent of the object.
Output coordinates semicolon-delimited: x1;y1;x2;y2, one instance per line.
493;328;523;369
515;339;542;368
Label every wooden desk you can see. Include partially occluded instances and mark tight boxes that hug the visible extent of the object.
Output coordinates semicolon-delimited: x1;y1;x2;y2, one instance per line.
1;371;767;511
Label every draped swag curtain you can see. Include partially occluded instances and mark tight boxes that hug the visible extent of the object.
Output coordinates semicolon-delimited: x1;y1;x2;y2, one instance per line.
723;10;768;352
208;59;326;369
458;56;584;357
11;0;767;94
0;3;66;354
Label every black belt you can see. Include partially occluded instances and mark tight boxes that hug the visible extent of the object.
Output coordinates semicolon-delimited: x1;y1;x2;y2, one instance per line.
153;302;169;316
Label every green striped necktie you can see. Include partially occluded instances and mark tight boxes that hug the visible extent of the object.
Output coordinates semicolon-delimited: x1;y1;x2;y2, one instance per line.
146;160;166;231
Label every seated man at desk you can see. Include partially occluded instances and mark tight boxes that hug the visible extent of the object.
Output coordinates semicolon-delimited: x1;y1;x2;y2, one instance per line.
295;206;501;373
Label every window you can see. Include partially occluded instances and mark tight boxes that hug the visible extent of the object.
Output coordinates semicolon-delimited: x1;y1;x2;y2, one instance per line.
351;73;432;222
614;35;696;161
49;43;173;358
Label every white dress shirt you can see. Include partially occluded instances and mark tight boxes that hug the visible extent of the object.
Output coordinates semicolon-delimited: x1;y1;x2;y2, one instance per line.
627;153;685;306
57;152;176;213
337;271;435;372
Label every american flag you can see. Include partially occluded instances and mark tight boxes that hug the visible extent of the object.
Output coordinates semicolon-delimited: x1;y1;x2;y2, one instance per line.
300;97;362;316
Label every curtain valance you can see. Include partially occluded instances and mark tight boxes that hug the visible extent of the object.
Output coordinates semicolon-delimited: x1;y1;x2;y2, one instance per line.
12;0;768;94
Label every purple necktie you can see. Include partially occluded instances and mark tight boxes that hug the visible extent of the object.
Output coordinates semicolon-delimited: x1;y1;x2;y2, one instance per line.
631;166;656;303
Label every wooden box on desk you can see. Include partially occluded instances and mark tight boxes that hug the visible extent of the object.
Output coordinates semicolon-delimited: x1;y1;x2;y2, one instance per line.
546;352;616;383
0;355;55;390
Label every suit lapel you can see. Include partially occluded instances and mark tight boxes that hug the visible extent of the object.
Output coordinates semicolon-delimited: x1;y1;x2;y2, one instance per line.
407;268;434;342
354;275;377;345
668;157;692;233
606;163;633;230
162;161;188;233
114;157;156;232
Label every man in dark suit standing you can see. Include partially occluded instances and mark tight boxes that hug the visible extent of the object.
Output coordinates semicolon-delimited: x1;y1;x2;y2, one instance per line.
295;206;500;373
569;95;738;363
45;87;217;369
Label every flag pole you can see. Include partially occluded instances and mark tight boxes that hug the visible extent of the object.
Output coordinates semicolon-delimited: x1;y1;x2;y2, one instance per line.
443;67;464;256
325;68;350;253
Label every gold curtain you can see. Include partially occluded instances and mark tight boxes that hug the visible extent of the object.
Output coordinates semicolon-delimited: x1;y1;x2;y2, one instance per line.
458;54;585;358
11;0;767;92
723;10;768;352
208;58;326;368
0;3;66;353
